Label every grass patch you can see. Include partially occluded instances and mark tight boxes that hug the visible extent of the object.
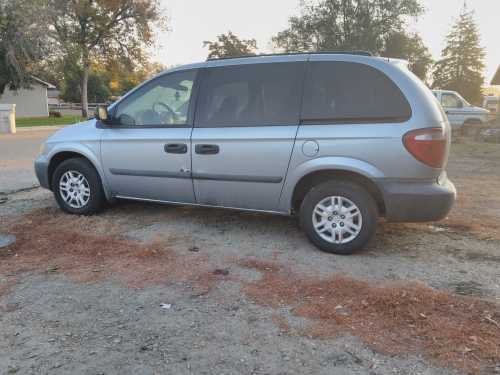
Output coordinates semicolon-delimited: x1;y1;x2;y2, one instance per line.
16;115;86;127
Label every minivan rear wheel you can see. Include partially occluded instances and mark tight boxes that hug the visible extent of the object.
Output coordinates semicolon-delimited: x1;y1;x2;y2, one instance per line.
300;181;378;255
52;158;105;215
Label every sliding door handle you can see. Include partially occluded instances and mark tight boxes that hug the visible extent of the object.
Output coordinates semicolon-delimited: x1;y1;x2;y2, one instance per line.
195;144;219;155
164;143;187;154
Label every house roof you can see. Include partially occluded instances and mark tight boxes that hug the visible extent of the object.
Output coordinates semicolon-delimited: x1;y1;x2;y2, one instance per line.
31;76;57;89
492;66;500;86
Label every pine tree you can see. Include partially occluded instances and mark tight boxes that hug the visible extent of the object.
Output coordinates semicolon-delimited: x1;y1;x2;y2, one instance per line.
432;6;485;104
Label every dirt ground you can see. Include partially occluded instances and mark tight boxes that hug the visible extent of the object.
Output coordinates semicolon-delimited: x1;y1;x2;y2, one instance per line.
1;141;499;375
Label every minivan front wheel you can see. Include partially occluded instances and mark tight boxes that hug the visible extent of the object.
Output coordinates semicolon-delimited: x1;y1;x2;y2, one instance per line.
300;181;378;255
52;158;105;215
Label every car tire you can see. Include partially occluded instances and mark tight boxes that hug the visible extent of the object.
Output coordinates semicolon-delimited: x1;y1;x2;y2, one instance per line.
300;180;378;255
52;158;106;215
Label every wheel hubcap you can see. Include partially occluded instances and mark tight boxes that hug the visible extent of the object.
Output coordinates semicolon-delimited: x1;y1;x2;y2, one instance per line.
312;196;363;244
59;171;90;209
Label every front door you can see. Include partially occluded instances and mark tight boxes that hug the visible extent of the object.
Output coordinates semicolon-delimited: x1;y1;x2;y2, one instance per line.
101;69;198;203
441;92;465;127
191;61;306;211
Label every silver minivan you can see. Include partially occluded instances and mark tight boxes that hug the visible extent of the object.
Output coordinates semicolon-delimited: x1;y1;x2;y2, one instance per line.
35;52;456;254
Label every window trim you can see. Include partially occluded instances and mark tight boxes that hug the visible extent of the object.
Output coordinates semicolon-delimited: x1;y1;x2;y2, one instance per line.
193;62;307;128
300;116;411;125
98;69;200;129
299;61;412;125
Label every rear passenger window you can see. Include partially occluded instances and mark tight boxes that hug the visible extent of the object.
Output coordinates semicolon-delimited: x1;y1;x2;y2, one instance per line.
195;62;304;127
302;62;412;124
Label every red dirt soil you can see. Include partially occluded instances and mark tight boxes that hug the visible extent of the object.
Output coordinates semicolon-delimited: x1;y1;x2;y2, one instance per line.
0;208;223;296
238;258;500;375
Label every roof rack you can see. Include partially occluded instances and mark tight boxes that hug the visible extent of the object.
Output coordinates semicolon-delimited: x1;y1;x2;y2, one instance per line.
206;51;373;61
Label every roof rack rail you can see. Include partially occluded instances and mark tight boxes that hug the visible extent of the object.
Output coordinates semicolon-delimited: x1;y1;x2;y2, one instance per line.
206;51;373;61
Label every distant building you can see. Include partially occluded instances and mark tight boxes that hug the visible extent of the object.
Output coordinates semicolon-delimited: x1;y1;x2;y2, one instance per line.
0;77;56;118
47;87;61;106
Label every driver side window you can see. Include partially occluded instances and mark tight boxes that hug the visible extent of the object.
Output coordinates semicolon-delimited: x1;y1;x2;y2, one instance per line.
441;93;462;108
114;70;197;127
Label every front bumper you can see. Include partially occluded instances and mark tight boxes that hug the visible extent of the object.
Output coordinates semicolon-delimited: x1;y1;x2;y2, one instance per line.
378;177;456;222
34;155;51;190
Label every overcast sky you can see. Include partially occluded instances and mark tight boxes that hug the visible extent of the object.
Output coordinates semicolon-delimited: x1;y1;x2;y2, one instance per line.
155;0;499;84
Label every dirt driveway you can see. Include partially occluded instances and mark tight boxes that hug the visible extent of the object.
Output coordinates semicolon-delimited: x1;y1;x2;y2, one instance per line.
1;142;499;375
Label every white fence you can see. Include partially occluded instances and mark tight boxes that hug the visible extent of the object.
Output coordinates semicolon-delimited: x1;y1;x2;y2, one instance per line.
49;102;106;112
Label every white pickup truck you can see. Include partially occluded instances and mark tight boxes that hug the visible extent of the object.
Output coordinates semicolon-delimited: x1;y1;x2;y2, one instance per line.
432;90;489;129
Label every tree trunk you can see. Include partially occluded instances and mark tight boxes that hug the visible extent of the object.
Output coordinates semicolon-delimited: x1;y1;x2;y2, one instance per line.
81;65;89;118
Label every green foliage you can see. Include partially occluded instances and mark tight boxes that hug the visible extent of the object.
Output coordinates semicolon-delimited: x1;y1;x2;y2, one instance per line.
273;0;423;53
0;0;49;94
61;70;111;103
59;55;111;103
16;115;85;127
47;0;166;115
105;59;166;96
383;32;434;82
204;31;257;59
432;7;485;105
273;0;431;80
44;54;165;103
48;0;165;66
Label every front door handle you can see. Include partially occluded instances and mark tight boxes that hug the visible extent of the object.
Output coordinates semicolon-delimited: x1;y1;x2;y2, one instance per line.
195;144;220;155
164;143;187;154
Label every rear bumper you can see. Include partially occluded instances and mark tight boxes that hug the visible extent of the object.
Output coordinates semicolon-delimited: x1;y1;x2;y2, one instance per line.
378;177;456;222
34;155;51;190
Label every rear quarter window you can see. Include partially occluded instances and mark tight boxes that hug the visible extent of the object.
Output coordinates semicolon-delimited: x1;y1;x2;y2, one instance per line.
302;61;412;124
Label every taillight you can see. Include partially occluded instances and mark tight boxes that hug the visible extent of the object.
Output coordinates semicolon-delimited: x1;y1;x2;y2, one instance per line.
403;128;447;168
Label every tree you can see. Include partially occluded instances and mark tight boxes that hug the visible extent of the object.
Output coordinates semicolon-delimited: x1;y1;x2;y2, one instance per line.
105;58;165;96
432;7;485;104
273;0;423;54
29;60;64;90
383;32;433;82
272;0;432;80
491;66;500;86
203;31;257;59
0;0;49;94
61;67;111;103
47;0;166;117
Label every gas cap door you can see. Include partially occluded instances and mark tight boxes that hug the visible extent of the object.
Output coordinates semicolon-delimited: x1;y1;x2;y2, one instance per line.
302;140;320;157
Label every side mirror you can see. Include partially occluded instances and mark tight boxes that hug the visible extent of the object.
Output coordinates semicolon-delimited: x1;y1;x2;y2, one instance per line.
95;106;110;123
456;100;464;109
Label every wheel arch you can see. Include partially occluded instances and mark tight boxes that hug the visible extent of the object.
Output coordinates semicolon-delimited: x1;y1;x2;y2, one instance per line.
47;149;112;200
289;169;386;216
